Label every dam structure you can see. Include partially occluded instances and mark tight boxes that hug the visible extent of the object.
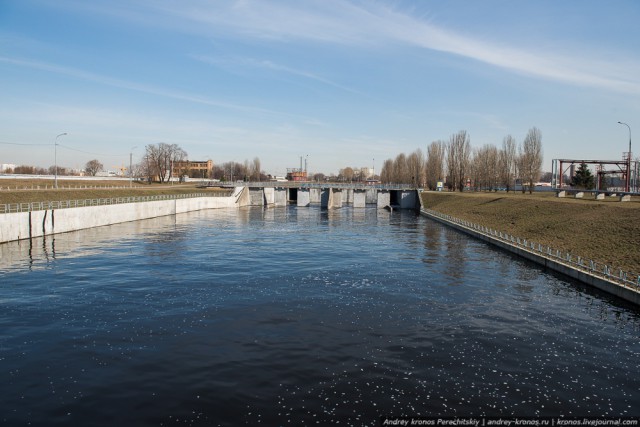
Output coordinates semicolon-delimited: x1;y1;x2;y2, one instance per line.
0;183;421;244
213;182;422;210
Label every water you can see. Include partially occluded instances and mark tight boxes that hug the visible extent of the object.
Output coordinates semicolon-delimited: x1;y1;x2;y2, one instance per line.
0;206;639;426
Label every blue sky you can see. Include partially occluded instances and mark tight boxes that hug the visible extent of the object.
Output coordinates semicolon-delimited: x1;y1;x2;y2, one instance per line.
1;0;639;176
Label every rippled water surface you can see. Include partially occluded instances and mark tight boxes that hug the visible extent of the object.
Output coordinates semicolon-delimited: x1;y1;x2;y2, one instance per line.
1;206;639;426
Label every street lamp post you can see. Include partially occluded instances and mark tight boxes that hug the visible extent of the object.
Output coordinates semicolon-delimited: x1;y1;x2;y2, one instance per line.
54;133;67;189
618;121;632;192
129;146;137;188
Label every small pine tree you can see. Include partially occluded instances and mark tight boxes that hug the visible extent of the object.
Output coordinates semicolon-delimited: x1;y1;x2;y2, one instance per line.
571;163;595;189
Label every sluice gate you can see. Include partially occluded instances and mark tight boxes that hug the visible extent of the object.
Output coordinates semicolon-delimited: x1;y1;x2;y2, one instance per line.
233;185;421;210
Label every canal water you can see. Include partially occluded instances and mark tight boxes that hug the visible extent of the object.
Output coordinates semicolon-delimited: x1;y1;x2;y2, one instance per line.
0;206;639;426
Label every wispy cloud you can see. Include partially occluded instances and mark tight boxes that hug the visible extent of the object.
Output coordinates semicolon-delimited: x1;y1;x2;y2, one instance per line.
40;0;640;94
161;0;640;95
0;55;291;116
191;54;367;96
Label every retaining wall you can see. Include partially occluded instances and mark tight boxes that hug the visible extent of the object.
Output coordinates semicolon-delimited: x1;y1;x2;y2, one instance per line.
0;195;237;244
421;209;640;305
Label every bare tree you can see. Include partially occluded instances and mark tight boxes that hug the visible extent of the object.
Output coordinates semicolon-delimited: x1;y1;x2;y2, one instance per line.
15;165;36;174
145;143;187;183
471;144;499;191
312;172;326;182
499;135;517;192
520;127;543;194
447;130;471;191
407;149;425;187
211;164;225;180
48;165;67;176
251;157;261;181
84;159;103;176
219;161;246;182
392;153;409;184
131;162;146;182
380;159;394;183
167;144;188;181
426;141;446;190
243;159;250;181
487;145;500;191
340;167;355;182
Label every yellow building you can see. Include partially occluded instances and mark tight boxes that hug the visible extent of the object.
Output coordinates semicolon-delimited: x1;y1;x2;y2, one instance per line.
172;160;213;179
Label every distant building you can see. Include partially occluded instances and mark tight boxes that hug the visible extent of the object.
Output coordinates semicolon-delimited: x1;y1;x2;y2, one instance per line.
172;160;213;179
360;167;374;179
286;168;307;182
1;163;16;173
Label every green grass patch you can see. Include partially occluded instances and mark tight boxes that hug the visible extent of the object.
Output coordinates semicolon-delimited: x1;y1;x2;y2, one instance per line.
421;191;640;275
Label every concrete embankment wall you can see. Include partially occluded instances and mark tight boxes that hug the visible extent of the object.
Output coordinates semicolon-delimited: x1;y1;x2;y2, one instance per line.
421;209;640;306
0;195;238;244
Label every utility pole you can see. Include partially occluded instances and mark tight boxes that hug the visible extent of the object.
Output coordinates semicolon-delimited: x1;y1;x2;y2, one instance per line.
129;146;137;188
54;133;67;189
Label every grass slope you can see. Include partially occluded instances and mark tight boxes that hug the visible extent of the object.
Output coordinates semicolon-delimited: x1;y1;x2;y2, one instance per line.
421;191;640;276
0;180;230;205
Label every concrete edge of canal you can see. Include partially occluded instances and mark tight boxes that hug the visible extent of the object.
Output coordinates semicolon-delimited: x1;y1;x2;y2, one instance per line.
0;195;239;244
420;208;640;306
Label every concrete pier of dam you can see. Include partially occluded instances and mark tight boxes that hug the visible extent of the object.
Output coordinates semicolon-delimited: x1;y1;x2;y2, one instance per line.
251;186;420;210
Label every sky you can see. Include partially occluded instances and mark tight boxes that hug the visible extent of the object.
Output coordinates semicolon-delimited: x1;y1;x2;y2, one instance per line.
1;0;639;177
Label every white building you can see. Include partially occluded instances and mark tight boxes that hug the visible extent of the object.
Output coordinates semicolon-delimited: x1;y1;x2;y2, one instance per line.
360;167;375;179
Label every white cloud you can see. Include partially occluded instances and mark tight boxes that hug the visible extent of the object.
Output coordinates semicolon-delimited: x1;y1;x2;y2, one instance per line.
162;0;640;95
29;1;640;94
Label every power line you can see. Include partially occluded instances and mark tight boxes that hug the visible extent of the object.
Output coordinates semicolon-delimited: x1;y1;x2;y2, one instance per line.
0;140;127;157
57;143;123;157
0;140;50;146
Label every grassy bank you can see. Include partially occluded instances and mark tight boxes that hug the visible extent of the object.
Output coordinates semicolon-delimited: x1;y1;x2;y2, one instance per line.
420;191;640;275
0;179;231;205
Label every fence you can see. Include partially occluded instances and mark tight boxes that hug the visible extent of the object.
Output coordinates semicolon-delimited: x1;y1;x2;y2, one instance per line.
0;184;145;191
422;208;640;291
0;192;231;214
209;181;418;190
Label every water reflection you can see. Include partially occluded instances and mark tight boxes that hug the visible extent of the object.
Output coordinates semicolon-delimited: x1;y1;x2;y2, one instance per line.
0;205;639;426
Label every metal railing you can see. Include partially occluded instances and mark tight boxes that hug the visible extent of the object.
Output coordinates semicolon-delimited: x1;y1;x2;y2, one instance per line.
0;184;145;191
0;192;231;214
206;181;418;190
422;208;639;291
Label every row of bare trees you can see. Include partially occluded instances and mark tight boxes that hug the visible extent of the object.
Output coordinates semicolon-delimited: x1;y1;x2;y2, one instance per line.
136;144;267;183
336;167;375;182
4;165;62;175
379;149;426;186
467;128;543;192
4;162;102;176
210;158;265;182
380;127;544;193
